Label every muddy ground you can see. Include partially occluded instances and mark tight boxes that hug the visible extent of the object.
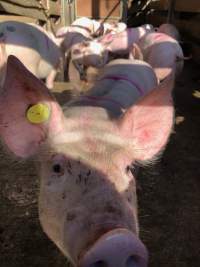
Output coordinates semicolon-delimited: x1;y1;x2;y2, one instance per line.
0;60;199;267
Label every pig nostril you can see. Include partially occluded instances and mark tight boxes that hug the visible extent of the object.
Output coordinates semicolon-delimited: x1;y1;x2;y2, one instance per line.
88;260;108;267
80;230;148;267
126;256;139;267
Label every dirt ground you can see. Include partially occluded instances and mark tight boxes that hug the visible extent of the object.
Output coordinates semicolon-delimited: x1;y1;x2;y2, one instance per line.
0;60;199;267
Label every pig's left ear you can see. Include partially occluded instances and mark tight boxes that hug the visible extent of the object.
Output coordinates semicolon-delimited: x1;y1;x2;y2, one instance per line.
98;33;114;48
56;26;69;37
117;74;174;162
0;55;64;158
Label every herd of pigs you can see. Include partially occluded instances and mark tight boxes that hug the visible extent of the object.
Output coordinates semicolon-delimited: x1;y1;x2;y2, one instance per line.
0;17;186;267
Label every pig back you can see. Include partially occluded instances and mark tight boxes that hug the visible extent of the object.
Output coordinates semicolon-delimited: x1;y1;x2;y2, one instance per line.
0;21;60;79
138;33;184;80
87;59;158;112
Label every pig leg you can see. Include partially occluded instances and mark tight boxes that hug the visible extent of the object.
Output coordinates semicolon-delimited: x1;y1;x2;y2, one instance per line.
129;44;143;60
46;68;57;89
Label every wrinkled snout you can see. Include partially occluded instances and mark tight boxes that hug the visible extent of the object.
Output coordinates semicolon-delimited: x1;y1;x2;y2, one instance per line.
79;229;148;267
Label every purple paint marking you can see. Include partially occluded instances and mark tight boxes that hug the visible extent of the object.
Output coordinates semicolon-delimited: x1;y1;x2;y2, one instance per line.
80;75;145;109
45;34;50;50
101;75;144;96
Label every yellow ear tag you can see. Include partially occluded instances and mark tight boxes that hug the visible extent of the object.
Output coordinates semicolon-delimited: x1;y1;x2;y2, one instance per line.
26;103;50;124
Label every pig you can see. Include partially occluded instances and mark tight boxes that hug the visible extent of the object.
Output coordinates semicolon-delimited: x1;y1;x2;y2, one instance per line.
70;24;154;70
0;55;174;267
78;58;159;106
0;21;61;89
137;32;184;81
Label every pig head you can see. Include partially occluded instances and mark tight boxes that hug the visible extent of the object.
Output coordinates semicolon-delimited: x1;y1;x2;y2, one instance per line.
100;22;127;35
0;56;174;267
56;28;92;54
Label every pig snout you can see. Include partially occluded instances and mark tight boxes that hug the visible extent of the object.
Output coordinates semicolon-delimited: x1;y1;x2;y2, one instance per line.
71;41;108;68
79;229;148;267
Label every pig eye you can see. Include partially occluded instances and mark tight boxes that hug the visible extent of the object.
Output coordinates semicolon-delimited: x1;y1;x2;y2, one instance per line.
52;163;65;176
51;154;66;176
53;164;62;173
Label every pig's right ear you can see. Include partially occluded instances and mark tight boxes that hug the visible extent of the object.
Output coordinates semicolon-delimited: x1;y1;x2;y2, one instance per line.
117;73;175;162
0;55;64;158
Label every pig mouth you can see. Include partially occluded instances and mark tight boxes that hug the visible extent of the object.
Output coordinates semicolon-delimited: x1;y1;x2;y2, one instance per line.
77;222;133;261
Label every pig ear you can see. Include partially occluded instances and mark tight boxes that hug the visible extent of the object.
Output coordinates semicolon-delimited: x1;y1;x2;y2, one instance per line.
0;55;64;158
98;33;114;47
56;26;69;37
117;74;174;162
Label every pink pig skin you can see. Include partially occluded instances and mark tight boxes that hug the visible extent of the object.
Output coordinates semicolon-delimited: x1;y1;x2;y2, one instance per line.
0;56;174;267
138;32;184;80
99;25;155;54
0;21;61;89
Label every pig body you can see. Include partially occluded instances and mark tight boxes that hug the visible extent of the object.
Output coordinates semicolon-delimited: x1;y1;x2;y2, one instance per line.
0;21;61;89
138;32;184;80
72;59;158;110
0;56;174;267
